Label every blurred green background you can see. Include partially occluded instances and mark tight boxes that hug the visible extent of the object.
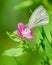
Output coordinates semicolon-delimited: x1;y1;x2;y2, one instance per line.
0;0;52;65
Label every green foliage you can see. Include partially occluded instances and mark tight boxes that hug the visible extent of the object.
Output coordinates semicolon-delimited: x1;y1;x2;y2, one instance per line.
3;43;31;57
1;0;52;65
13;0;34;10
35;25;52;64
3;32;32;57
6;32;23;43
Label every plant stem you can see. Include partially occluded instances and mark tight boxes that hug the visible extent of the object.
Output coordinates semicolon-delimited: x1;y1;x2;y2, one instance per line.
14;57;22;65
14;57;18;65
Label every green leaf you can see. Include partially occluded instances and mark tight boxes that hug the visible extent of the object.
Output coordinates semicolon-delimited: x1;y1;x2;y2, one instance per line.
7;32;23;43
46;47;52;60
13;0;33;10
43;26;51;44
35;28;43;50
3;44;31;57
40;39;45;51
43;38;52;60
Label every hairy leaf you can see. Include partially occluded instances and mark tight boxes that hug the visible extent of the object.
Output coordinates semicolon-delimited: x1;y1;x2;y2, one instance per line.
3;44;31;57
7;32;23;43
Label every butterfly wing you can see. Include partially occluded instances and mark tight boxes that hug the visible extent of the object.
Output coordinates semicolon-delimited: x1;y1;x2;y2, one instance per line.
27;6;49;28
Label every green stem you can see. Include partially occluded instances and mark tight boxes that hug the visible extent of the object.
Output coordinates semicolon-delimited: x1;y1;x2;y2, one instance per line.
24;39;45;60
14;57;18;65
14;57;22;65
22;38;45;62
30;45;45;60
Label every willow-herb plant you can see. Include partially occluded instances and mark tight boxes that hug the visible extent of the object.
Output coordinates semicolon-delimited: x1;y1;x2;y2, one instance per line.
3;5;49;64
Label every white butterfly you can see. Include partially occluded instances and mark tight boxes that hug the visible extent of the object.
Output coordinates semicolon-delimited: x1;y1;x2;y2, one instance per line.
27;5;49;28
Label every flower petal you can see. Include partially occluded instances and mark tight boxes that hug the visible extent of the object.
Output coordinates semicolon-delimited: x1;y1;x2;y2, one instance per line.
18;23;25;31
22;28;32;34
24;33;33;39
22;27;33;39
15;30;22;37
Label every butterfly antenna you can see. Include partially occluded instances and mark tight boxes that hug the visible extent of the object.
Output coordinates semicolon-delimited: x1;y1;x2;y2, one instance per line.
29;8;33;13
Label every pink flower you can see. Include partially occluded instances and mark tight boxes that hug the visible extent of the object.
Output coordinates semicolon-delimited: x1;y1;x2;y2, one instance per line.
15;23;33;39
